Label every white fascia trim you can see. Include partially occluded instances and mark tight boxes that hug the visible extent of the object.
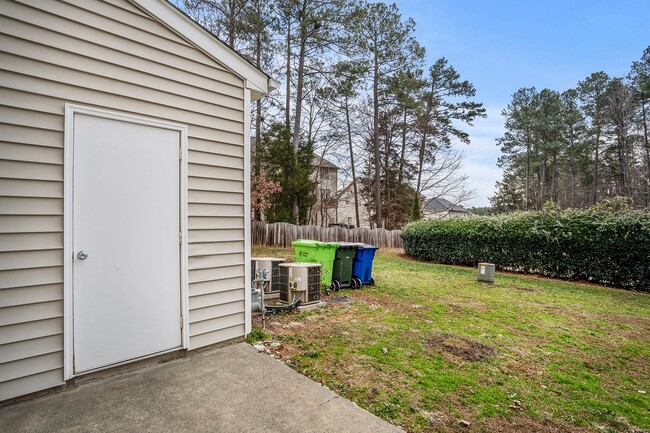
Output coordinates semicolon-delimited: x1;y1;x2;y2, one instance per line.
131;0;269;96
268;78;281;93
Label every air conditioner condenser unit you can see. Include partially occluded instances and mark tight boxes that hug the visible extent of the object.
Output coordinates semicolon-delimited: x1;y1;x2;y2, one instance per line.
251;257;286;299
279;263;321;305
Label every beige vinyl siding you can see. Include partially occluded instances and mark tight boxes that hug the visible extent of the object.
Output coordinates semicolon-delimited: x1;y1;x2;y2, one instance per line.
189;216;244;230
0;179;62;199
189;324;244;350
0;284;63;307
0;0;249;401
0;352;64;383
0;370;64;402
189;277;245;297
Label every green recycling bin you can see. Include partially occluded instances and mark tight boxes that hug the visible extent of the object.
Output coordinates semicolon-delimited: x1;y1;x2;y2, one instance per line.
332;242;360;291
292;239;339;289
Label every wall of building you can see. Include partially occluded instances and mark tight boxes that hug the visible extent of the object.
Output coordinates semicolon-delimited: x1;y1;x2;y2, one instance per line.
0;0;248;400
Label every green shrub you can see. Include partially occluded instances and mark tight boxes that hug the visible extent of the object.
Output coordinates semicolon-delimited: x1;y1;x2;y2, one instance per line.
401;207;650;291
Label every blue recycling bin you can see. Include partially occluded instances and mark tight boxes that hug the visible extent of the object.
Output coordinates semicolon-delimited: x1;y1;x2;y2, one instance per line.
351;244;379;286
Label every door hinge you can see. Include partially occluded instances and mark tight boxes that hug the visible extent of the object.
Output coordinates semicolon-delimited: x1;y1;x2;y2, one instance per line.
179;147;183;160
179;231;182;244
180;316;184;330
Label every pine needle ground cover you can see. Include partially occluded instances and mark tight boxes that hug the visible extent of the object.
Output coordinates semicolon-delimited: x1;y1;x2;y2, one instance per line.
252;247;649;433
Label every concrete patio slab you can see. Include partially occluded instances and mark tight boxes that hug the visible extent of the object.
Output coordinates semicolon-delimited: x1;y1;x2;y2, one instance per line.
1;343;402;433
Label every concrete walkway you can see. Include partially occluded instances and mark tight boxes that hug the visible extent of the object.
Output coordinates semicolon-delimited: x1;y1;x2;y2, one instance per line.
1;343;402;433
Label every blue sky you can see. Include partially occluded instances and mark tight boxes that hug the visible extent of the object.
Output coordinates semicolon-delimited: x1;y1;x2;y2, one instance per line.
391;0;650;207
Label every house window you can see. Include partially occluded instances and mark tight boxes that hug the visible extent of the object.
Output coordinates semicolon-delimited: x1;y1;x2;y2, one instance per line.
321;188;330;199
321;169;330;180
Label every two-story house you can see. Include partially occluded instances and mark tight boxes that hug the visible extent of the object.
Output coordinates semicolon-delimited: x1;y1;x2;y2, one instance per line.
336;180;372;228
311;154;339;226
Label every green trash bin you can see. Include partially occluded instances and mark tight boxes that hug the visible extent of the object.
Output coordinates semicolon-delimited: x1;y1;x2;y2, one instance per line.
332;242;361;291
292;239;339;290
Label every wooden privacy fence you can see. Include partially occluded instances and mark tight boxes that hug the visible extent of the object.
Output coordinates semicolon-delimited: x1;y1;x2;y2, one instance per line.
252;221;403;249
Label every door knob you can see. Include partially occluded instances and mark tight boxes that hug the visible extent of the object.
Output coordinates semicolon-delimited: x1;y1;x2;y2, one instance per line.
77;250;88;260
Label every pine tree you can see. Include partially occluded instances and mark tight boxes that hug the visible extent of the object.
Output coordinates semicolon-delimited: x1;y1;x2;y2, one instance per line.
629;47;650;205
578;72;610;205
497;88;538;210
257;123;315;223
350;2;424;228
559;89;588;208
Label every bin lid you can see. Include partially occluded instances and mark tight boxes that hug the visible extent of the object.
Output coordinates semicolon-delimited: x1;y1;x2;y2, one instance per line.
357;244;379;250
336;242;361;248
280;262;321;268
251;257;286;262
292;239;339;248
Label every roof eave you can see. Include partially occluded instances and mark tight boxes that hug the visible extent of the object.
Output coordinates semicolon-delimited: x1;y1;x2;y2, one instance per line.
250;78;280;102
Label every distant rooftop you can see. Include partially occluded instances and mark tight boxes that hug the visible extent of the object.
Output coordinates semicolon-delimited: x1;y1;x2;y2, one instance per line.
312;154;338;170
424;197;468;213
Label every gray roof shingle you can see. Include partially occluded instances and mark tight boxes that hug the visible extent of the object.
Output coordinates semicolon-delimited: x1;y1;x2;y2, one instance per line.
424;197;468;213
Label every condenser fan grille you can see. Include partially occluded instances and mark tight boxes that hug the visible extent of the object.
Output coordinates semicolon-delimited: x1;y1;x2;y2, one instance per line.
306;266;321;303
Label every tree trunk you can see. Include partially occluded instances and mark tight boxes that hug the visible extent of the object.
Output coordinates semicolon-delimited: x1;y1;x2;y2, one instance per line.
539;159;547;208
525;132;530;211
551;153;557;203
227;0;235;48
570;135;576;208
384;120;391;229
415;131;426;203
372;37;382;228
345;97;360;227
617;133;627;195
291;19;308;225
254;30;262;155
319;189;325;227
571;163;576;208
285;16;291;130
414;97;432;212
398;108;407;185
642;97;650;206
592;128;600;205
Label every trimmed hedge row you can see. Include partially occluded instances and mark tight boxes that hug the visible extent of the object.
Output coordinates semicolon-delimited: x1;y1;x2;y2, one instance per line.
401;209;650;291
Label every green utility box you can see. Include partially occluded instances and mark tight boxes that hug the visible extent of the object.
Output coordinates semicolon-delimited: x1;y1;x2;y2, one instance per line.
292;239;339;289
477;262;495;283
331;242;360;291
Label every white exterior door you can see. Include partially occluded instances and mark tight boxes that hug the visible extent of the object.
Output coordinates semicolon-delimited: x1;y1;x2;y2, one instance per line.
71;112;182;374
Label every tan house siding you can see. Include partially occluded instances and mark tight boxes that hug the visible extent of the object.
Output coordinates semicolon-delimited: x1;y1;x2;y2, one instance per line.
336;183;372;228
0;0;250;401
310;158;338;226
422;209;469;220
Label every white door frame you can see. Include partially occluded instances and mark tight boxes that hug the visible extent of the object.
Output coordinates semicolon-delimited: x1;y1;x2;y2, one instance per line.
63;104;189;380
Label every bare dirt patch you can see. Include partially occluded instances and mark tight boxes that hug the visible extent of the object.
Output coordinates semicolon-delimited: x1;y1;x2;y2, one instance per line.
347;290;431;319
480;414;594;433
445;299;490;314
507;285;537;293
426;333;498;362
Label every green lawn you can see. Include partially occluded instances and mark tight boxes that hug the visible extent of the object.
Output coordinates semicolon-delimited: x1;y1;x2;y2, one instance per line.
252;247;650;433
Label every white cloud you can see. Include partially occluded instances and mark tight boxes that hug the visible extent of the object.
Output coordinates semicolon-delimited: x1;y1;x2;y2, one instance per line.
460;160;503;207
